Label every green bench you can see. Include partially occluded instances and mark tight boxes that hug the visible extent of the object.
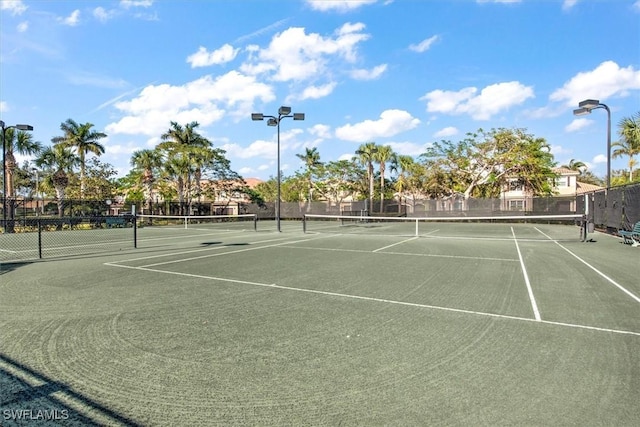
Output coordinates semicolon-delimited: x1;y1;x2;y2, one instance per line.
619;221;640;247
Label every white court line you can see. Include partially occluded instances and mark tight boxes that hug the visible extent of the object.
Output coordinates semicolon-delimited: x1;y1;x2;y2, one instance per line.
536;227;640;304
103;262;640;337
372;236;419;252
133;234;340;268
282;245;518;262
108;235;296;264
511;227;541;321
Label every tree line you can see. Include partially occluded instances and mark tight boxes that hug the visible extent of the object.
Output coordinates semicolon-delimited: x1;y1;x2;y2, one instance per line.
2;112;639;218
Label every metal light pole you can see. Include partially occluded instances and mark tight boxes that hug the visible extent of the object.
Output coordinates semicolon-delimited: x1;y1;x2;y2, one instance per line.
573;99;611;189
252;107;305;232
1;120;34;232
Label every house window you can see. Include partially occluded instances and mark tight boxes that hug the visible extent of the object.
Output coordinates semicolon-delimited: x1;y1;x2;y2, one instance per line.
556;177;568;187
509;200;525;211
508;179;524;191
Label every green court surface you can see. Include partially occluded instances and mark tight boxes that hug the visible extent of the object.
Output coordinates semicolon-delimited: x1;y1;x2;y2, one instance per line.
1;220;639;426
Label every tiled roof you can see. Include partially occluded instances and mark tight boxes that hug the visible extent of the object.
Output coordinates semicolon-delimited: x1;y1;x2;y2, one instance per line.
553;167;580;175
576;181;604;194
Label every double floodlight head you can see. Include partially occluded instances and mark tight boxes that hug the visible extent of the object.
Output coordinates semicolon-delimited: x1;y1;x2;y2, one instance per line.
573;99;602;116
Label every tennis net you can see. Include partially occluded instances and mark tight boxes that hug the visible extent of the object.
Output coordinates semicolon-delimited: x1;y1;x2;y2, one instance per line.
303;213;588;241
137;214;258;231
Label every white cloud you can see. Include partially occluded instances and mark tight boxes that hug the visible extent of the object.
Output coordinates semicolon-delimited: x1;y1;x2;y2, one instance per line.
306;0;377;12
238;167;254;175
565;118;592;132
241;23;370;82
409;35;440;53
187;44;240;68
634;0;640;12
422;81;534;120
222;140;277;160
59;10;81;26
120;0;154;8
298;82;337;100
433;126;459;138
350;64;387;80
93;7;117;22
106;71;275;136
386;141;430;156
593;154;607;164
308;124;331;139
17;21;28;32
562;0;579;11
335;109;421;142
0;101;9;112
550;61;640;106
1;1;27;15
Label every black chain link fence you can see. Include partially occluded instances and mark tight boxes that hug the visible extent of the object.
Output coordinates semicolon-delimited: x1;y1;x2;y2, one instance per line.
2;183;638;263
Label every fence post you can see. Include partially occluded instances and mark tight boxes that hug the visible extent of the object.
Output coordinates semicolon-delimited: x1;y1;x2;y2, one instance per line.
37;218;43;259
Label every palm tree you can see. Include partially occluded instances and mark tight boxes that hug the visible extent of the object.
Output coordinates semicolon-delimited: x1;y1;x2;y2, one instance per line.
391;155;415;213
296;147;322;204
613;112;640;181
52;119;107;198
373;145;394;213
131;149;163;213
159;121;211;214
2;128;42;228
34;144;80;217
561;159;587;172
355;142;378;213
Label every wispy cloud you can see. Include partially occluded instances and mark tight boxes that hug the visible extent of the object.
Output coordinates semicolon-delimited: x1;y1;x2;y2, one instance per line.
234;18;290;44
409;35;440;53
90;83;155;114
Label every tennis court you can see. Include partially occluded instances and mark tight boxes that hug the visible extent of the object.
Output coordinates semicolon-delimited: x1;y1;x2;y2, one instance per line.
1;216;639;425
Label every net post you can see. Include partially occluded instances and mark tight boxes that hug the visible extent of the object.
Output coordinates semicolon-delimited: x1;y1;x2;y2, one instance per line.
303;215;307;233
253;214;257;231
37;218;43;259
415;218;418;237
184;217;188;229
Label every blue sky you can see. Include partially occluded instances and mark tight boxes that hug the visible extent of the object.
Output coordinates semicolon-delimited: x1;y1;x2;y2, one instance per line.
1;0;639;182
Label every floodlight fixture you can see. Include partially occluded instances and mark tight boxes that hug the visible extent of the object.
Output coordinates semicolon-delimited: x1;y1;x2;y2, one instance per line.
578;99;600;110
267;118;278;126
293;113;305;121
278;106;291;116
574;98;611;188
251;113;264;121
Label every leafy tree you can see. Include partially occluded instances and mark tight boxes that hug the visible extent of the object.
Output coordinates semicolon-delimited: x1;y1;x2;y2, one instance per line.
422;128;556;201
52;119;107;198
315;159;365;207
